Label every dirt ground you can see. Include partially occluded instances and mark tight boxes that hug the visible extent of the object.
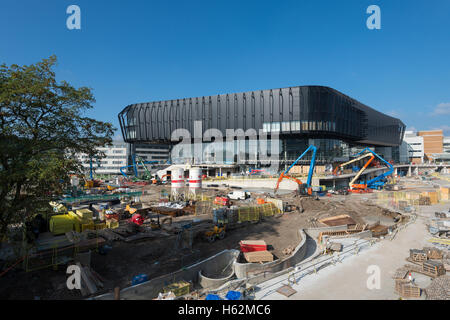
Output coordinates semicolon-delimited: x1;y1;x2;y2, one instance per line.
0;187;401;300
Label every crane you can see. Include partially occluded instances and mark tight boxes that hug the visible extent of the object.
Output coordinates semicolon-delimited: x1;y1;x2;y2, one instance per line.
274;145;317;194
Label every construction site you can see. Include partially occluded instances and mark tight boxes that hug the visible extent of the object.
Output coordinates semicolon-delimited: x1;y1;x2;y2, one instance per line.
0;144;449;301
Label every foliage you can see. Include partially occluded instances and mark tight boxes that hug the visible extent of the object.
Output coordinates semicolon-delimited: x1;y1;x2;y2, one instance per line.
0;56;115;239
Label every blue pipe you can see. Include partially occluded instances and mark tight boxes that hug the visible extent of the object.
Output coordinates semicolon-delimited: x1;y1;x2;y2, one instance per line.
89;157;93;180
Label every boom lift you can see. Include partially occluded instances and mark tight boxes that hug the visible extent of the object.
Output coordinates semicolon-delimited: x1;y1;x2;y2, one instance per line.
333;153;375;192
274;145;317;195
336;147;393;192
356;148;394;190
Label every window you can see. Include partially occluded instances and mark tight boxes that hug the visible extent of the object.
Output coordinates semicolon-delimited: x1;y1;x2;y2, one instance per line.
263;122;270;133
271;122;280;132
281;121;290;132
291;121;300;131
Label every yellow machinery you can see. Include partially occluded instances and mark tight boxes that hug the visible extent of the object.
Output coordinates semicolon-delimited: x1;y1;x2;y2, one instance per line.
150;216;172;230
204;225;226;243
125;204;137;215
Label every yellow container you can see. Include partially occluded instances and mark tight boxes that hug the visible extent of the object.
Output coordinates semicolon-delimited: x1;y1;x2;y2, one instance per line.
163;281;190;297
106;219;119;229
81;221;95;232
76;209;93;220
94;222;106;230
49;215;75;235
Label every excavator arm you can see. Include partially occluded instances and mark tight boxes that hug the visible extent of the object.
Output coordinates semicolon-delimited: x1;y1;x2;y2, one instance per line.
353;148;394;189
274;145;317;194
333;153;373;176
349;155;375;189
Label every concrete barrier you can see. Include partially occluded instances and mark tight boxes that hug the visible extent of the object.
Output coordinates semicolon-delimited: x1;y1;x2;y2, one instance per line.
198;250;239;289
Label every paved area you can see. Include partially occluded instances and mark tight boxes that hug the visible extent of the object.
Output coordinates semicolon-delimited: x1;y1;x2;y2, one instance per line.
254;201;448;300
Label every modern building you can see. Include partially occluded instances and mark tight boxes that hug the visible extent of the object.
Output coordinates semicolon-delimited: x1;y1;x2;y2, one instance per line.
77;141;128;176
403;131;425;163
118;85;406;172
444;136;450;154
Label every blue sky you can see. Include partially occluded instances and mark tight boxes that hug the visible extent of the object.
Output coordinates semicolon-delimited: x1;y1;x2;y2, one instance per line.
1;0;449;138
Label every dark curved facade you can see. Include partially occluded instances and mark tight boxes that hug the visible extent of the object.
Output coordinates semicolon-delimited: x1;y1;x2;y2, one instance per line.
119;86;405;148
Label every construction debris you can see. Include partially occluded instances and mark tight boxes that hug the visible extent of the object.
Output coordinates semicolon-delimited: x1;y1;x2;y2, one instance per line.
424;275;450;300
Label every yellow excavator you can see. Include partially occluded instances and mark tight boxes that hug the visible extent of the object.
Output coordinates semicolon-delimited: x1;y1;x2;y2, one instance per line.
204;225;226;243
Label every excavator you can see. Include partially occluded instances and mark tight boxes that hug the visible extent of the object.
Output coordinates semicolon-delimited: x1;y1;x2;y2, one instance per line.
334;147;393;192
358;148;394;190
333;152;375;193
274;145;317;195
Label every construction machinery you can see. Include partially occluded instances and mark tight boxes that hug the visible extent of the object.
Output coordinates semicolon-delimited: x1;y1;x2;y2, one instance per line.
274;145;317;195
335;147;393;192
204;225;226;243
333;152;375;192
119;155;159;181
354;148;394;190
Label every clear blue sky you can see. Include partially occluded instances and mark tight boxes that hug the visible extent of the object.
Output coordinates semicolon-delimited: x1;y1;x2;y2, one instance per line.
1;0;449;138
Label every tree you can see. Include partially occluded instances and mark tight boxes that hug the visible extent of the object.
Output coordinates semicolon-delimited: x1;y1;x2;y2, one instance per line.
0;56;115;240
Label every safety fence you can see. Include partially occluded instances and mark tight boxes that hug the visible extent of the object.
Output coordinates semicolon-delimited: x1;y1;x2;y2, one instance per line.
237;203;281;222
24;231;103;272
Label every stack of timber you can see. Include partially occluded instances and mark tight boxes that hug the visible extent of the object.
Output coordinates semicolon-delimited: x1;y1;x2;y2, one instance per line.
409;249;428;262
243;250;274;263
395;279;421;298
150;206;183;217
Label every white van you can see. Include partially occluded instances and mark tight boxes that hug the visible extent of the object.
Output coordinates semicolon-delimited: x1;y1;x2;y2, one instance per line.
227;191;250;200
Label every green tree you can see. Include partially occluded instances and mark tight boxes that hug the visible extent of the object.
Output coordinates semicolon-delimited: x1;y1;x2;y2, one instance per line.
0;56;115;240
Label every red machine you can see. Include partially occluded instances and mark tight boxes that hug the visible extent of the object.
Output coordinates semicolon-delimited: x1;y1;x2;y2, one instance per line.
239;240;267;252
130;213;144;225
214;196;230;206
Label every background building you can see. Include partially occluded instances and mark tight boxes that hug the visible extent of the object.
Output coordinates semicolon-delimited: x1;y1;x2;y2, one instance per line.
417;130;444;161
77;141;128;176
118;85;406;171
403;131;425;163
